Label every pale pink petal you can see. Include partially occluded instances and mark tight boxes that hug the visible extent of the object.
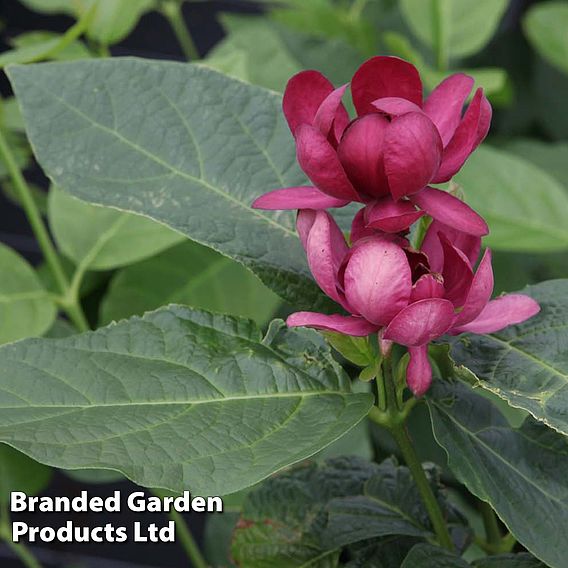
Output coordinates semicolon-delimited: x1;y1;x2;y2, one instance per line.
350;207;376;243
314;84;350;144
372;97;423;116
433;89;492;183
351;56;423;116
252;187;349;210
410;274;445;302
286;312;379;336
411;187;488;236
283;70;334;134
383;298;455;346
296;124;361;201
337;114;390;199
421;220;481;272
305;211;349;307
440;234;474;307
424;74;474;146
384;113;443;200
365;197;424;233
452;248;494;327
344;237;412;325
406;345;432;396
451;294;540;335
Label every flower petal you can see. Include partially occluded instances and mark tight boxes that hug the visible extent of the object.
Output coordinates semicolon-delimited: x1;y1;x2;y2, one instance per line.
296;124;361;201
314;84;350;144
305;210;349;306
287;312;379;336
296;209;316;249
421;220;481;272
365;197;424;233
351;56;423;116
343;237;412;325
350;207;376;243
283;70;335;134
337;114;390;198
411;187;488;236
406;345;433;396
372;96;423;116
440;234;474;307
452;248;494;328
252;186;350;210
433;88;492;182
383;298;455;346
384;113;443;200
424;73;474;146
451;294;540;335
410;274;445;302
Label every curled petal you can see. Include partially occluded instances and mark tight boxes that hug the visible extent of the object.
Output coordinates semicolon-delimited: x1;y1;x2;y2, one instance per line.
424;74;474;146
337;114;390;198
351;56;423;116
350;207;376;243
440;234;474;308
372;96;423;116
365;197;424;233
252;186;349;210
451;294;540;335
384;298;455;346
283;70;334;134
452;248;494;328
344;237;412;325
410;274;445;302
421;220;481;273
314;84;350;144
296;209;317;249
384;113;443;200
287;312;379;336
305;210;349;306
433;88;492;182
411;187;488;236
296;124;361;201
406;345;433;397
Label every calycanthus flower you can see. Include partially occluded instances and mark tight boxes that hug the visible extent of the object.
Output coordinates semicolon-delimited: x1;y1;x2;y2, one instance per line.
253;56;491;237
287;210;540;396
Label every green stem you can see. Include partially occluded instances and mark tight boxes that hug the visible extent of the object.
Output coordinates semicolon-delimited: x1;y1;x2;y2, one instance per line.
432;0;449;71
479;500;501;549
166;508;207;568
369;358;454;551
0;128;89;332
161;1;199;61
0;517;42;568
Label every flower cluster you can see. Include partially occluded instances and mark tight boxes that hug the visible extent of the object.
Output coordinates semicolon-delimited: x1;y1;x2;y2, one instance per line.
253;56;540;396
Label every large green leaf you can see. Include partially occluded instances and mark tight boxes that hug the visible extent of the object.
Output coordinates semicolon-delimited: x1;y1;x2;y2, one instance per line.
449;280;568;436
399;0;508;59
524;1;568;75
453;146;568;251
0;244;56;345
428;381;568;568
48;186;184;271
0;310;372;495
100;240;281;326
0;445;52;505
7;59;332;310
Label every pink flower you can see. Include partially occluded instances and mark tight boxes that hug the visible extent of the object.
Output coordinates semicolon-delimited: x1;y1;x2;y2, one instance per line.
253;56;491;237
287;210;540;396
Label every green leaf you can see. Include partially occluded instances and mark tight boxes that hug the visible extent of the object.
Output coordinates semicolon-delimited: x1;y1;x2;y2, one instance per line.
0;444;52;505
0;309;372;495
428;380;568;568
7;59;331;309
0;97;25;132
474;553;547;567
534;60;568;140
344;536;421;568
100;240;281;326
0;130;31;180
449;280;568;436
204;511;240;567
401;543;468;568
323;333;376;367
0;243;56;345
524;1;568;75
63;469;123;484
400;0;508;59
9;31;91;61
48;187;184;271
453;146;568;251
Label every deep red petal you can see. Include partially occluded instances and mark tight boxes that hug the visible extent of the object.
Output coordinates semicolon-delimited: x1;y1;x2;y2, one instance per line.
372;96;423;117
440;234;474;307
351;56;423;116
350;207;376;243
253;187;350;210
406;345;433;396
410;274;445;302
365;197;424;233
314;84;350;144
287;312;379;336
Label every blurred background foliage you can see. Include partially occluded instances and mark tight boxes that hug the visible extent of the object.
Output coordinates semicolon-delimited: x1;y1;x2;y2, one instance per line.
0;1;567;566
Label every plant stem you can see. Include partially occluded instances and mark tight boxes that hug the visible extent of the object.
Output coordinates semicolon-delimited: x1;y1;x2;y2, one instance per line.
167;508;208;568
479;500;503;553
0;518;42;568
432;0;449;71
369;358;454;551
161;1;199;61
0;128;89;332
